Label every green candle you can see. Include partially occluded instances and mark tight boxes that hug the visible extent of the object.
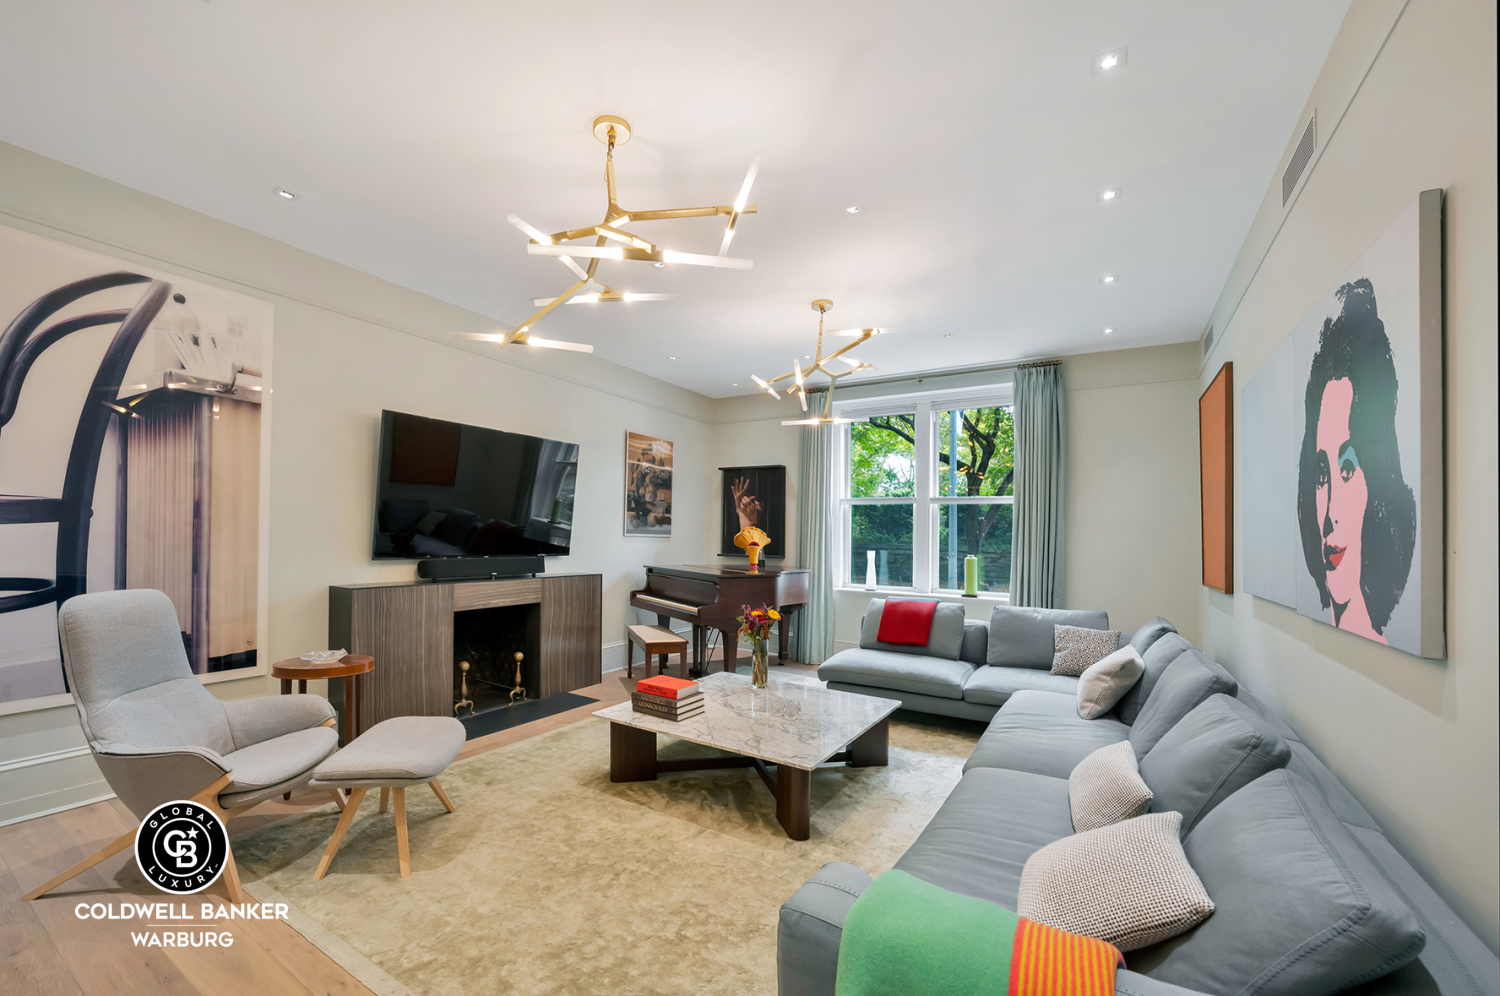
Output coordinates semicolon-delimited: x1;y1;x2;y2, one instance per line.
963;555;979;596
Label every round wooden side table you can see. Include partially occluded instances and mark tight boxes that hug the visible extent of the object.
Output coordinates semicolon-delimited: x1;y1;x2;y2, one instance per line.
271;655;374;748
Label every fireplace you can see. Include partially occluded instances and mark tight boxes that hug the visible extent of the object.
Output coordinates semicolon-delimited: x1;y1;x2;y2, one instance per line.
452;603;541;717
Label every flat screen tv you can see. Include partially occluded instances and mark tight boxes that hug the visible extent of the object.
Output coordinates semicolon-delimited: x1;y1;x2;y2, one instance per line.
372;410;578;560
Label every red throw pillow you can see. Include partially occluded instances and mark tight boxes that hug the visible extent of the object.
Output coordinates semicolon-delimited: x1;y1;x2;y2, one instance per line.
877;600;940;646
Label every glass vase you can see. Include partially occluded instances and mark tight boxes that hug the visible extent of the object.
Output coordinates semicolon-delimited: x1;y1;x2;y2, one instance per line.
750;638;769;688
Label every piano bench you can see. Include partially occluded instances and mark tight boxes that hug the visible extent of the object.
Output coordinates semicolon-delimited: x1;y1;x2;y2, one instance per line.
626;624;690;680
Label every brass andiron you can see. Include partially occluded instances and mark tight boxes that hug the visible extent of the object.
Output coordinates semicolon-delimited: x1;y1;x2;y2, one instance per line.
455;660;475;716
509;652;528;704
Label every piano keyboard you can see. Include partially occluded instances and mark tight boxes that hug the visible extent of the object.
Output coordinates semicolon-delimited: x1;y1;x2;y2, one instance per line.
634;593;700;616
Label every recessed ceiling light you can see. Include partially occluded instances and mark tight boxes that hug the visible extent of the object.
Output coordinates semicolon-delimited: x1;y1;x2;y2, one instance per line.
273;187;299;200
943;334;952;338
669;355;677;360
1092;47;1128;76
1104;327;1114;334
732;382;739;386
845;204;862;214
653;261;665;268
803;354;811;359
1100;274;1117;285
1098;187;1121;203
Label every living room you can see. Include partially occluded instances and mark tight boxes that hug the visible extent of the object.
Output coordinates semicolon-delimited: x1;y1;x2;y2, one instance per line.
0;2;1494;995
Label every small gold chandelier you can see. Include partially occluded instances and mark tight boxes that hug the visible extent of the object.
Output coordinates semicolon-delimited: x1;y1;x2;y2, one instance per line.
751;300;891;425
451;115;759;354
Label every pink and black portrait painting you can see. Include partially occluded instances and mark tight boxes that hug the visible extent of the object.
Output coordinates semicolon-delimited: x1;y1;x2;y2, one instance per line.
1242;192;1444;659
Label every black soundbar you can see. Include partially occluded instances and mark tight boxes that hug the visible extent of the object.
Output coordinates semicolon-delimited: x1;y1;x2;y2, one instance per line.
417;556;545;582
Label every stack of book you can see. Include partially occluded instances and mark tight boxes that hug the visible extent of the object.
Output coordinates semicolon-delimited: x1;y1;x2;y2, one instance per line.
632;675;704;721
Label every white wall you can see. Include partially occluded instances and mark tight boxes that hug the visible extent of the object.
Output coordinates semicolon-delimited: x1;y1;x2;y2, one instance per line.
0;139;723;824
1196;0;1498;948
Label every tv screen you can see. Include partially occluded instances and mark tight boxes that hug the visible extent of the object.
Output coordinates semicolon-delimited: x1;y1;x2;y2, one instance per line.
372;410;578;560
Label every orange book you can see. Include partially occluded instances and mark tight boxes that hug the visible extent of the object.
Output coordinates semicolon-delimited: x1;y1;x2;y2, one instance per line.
636;675;700;700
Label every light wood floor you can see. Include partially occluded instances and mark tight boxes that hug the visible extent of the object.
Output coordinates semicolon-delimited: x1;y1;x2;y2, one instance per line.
0;659;815;996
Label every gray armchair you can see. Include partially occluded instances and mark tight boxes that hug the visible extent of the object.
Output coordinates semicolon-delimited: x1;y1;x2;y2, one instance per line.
24;589;341;903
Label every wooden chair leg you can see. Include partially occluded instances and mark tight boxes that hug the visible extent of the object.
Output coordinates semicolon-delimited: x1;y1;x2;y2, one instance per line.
314;787;367;881
379;787;389;814
220;843;246;903
20;825;138;902
393;788;410;878
625;632;634;678
329;789;347;812
429;779;456;813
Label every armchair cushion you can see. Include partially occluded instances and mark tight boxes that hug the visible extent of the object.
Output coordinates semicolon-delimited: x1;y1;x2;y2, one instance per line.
223;694;337;751
220;726;338;795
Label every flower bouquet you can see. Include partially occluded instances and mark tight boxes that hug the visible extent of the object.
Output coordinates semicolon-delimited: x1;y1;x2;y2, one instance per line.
737;603;780;688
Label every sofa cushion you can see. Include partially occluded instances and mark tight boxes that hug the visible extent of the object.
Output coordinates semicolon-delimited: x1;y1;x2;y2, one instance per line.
1139;694;1291;837
1019;811;1215;952
1069;741;1153;832
958;620;989;665
1076;647;1145;720
893;765;1074;911
964;690;1131;779
961;666;1079;707
1127;650;1238;760
818;648;974;701
1051;624;1123;676
1128;617;1178;656
1114;633;1193;725
858;599;966;660
986;605;1110;670
1132;770;1425;996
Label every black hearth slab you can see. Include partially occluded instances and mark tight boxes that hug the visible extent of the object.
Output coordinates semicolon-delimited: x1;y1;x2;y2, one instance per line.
457;692;598;740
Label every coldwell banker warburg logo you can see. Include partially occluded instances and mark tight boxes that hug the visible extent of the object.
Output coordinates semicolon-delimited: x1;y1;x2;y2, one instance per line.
135;799;230;894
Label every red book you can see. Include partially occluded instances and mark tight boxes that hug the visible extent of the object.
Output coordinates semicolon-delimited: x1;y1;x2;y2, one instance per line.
876;599;939;646
636;675;701;700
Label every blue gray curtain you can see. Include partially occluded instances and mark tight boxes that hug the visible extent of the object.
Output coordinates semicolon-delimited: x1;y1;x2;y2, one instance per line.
1009;362;1065;607
791;420;835;664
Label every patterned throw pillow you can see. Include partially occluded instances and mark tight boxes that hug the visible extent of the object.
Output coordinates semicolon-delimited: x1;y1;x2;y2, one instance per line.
1052;624;1123;676
1018;811;1214;951
1076;646;1146;719
1069;740;1153;832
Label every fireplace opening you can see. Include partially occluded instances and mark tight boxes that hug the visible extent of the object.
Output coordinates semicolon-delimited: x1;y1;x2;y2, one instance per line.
453;602;541;717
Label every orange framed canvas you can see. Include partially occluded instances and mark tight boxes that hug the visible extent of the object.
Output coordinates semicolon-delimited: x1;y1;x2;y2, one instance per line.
1200;362;1233;593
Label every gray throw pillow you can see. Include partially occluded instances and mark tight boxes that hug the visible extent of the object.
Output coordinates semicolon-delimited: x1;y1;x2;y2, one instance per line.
1052;624;1123;676
1069;740;1153;832
857;599;966;660
987;605;1109;669
1128;617;1178;656
958;620;989;665
1114;632;1193;726
1127;650;1237;761
1132;770;1426;996
1077;646;1145;719
1138;694;1291;837
1018;811;1214;952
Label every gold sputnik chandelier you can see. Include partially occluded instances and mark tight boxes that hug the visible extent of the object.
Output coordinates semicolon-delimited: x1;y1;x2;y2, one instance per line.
451;115;759;354
752;300;891;425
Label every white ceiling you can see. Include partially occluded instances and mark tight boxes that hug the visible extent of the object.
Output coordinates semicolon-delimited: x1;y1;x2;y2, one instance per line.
0;1;1350;398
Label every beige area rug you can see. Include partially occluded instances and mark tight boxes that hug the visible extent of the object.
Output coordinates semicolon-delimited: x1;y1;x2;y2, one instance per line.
233;712;981;996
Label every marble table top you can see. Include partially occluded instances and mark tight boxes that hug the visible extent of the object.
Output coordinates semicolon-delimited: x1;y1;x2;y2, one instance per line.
594;671;899;771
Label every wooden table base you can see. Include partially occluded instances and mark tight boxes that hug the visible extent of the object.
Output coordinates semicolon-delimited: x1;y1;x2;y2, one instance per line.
607;716;889;841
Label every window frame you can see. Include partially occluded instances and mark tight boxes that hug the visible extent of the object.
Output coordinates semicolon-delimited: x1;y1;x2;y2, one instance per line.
834;386;1014;597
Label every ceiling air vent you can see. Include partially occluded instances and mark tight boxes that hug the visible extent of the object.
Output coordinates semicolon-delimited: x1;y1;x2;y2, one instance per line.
1282;112;1316;206
1202;324;1214;356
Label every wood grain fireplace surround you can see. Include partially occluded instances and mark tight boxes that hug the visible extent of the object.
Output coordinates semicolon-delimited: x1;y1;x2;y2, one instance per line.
328;575;602;728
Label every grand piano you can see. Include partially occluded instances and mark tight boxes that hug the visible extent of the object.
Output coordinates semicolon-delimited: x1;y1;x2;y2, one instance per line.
630;565;810;677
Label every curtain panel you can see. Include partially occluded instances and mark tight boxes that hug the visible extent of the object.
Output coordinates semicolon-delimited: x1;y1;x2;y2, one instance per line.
1008;362;1065;607
792;420;835;665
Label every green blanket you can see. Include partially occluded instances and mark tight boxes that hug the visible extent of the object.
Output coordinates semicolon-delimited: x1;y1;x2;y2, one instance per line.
835;870;1120;996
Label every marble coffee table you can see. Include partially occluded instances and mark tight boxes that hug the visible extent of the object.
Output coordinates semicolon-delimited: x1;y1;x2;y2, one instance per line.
594;671;899;840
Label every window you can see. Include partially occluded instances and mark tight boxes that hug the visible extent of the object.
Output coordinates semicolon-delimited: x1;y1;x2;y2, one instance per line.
837;388;1014;595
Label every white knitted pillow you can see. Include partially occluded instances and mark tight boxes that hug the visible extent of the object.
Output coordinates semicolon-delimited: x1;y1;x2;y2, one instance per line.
1018;811;1214;951
1052;624;1123;676
1069;740;1153;831
1076;646;1146;719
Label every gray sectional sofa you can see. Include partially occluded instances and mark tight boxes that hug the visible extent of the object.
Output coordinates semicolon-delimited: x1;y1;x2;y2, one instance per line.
786;612;1500;996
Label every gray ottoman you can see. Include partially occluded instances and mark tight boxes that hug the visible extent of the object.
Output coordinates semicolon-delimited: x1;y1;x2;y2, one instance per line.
308;716;465;879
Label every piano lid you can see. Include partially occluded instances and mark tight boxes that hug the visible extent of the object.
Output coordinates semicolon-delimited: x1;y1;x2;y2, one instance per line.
646;564;808;581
